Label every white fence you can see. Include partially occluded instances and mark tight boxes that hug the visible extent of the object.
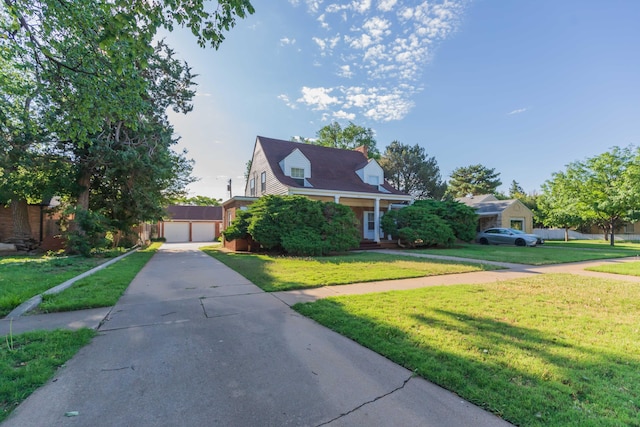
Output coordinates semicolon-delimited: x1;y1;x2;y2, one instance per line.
533;228;640;241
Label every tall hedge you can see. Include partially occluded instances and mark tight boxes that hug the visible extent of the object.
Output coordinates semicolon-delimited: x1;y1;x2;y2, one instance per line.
222;195;359;256
411;199;478;242
381;205;455;248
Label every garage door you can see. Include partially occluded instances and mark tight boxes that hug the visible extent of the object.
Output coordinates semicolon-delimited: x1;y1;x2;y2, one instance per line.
191;223;215;242
163;222;189;242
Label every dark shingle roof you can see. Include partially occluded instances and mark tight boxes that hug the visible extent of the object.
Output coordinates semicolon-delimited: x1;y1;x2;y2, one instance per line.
257;136;408;196
456;195;516;215
165;205;222;221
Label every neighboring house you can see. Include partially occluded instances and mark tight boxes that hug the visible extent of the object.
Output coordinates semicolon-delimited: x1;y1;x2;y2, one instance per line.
0;200;64;251
224;135;412;249
158;205;222;243
457;194;534;233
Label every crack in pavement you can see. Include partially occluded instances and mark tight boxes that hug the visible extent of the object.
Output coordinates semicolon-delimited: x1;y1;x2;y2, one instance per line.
315;374;414;426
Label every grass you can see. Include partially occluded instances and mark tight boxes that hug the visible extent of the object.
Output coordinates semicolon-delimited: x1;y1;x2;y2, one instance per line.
201;247;501;292
412;242;640;265
586;260;640;276
544;240;640;250
39;242;162;312
294;274;640;427
0;328;96;422
0;255;107;317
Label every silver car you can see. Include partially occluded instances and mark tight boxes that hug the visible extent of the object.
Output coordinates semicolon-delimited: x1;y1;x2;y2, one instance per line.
476;228;543;247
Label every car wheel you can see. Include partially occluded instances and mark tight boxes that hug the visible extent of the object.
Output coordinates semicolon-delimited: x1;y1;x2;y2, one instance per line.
479;237;489;245
515;238;526;247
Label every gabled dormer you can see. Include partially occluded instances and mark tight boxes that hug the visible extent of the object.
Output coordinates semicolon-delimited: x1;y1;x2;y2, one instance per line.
356;159;389;193
279;148;312;187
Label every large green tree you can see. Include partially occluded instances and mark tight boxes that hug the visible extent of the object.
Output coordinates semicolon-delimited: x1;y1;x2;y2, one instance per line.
311;121;380;159
379;141;446;199
537;172;585;242
446;164;502;198
543;146;640;245
1;0;254;249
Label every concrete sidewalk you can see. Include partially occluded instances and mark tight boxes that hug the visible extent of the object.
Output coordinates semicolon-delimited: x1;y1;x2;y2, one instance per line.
2;243;512;427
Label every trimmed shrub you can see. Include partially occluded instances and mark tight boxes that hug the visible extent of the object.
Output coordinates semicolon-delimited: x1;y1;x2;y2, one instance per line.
321;202;360;253
411;199;477;242
224;195;360;256
382;205;455;248
281;227;326;256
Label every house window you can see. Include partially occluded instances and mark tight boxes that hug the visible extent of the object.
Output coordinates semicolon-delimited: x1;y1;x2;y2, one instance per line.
291;167;304;179
368;175;379;186
510;219;524;231
260;172;266;193
249;178;255;196
367;212;375;231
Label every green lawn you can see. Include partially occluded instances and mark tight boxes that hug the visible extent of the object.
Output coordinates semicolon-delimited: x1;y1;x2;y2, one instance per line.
40;243;161;312
1;328;95;422
0;255;107;317
201;247;500;292
294;274;640;427
586;260;640;276
412;242;640;265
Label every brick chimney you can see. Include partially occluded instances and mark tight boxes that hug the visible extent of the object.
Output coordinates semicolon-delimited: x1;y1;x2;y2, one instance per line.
354;145;368;158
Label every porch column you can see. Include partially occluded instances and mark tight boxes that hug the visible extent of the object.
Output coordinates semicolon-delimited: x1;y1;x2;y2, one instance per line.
374;198;380;243
334;195;340;203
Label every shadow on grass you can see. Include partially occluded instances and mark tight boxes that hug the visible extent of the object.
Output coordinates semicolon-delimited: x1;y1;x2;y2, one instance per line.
202;248;499;292
294;299;640;427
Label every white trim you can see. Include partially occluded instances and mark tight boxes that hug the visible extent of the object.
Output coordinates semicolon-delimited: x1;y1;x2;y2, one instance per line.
288;187;412;202
374;198;380;243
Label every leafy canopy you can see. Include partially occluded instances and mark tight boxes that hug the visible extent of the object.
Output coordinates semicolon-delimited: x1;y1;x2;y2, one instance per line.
379;141;446;199
310;121;380;159
541;146;640;245
447;164;502;198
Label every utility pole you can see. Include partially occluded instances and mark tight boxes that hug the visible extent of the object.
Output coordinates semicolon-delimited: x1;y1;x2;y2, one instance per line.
227;179;232;198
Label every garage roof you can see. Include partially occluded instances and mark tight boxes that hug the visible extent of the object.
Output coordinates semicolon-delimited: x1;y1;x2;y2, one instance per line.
165;205;222;221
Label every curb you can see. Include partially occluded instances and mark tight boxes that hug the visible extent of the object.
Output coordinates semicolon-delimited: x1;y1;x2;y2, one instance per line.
5;247;140;319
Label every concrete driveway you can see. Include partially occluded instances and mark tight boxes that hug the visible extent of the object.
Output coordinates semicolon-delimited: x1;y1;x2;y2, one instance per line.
3;243;511;427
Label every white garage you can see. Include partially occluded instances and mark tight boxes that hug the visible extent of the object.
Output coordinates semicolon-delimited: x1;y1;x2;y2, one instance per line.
159;205;222;243
191;222;216;242
162;222;190;243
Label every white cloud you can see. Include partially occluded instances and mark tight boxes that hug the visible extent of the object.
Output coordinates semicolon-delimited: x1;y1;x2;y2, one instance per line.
333;110;356;120
280;37;296;46
318;14;329;29
338;65;354;78
353;0;372;14
297;0;465;121
508;108;528;115
278;94;298;109
296;87;340;110
377;0;397;12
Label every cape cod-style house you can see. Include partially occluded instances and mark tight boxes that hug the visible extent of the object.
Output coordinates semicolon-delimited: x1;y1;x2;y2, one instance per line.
222;136;412;250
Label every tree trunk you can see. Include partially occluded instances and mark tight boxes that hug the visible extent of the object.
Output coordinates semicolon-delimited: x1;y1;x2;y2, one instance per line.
77;171;91;211
7;199;38;251
564;227;569;242
610;220;615;246
10;199;32;240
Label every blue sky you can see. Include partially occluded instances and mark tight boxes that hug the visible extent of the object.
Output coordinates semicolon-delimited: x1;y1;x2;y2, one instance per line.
165;0;640;200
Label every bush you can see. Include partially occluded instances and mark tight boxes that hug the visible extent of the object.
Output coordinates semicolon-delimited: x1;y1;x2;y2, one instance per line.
412;199;478;242
281;227;326;256
321;202;360;253
61;208;111;257
224;195;360;256
382;205;455;248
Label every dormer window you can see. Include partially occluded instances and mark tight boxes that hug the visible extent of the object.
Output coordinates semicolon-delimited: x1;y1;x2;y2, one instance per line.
368;175;379;186
291;167;305;186
291;167;304;179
